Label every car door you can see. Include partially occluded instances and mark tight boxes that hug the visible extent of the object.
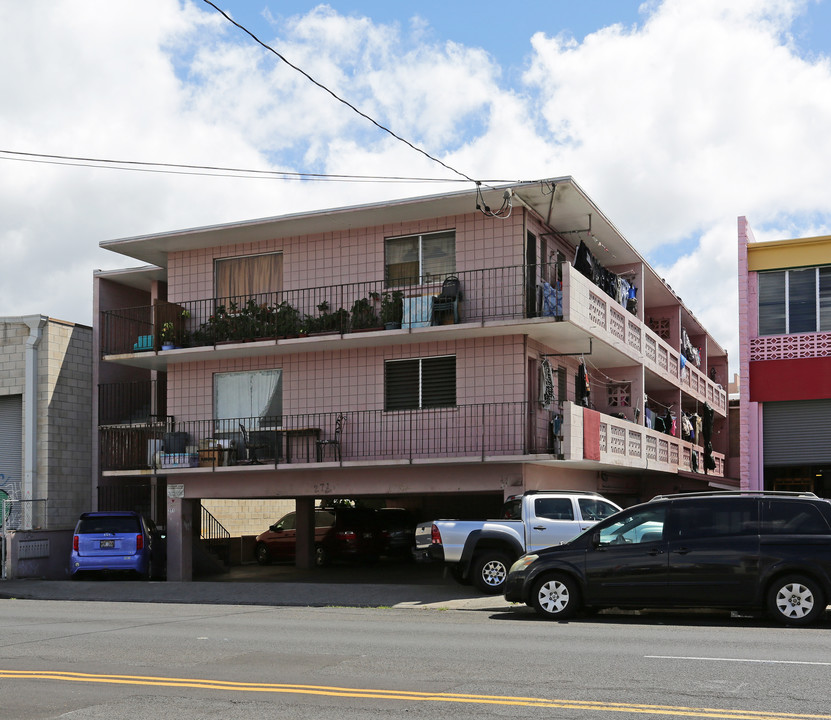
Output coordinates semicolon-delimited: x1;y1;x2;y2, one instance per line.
526;497;583;552
665;498;759;607
265;512;298;560
583;503;670;606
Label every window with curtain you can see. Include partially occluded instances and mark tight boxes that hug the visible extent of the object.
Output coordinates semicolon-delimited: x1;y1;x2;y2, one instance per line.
758;266;831;335
385;231;455;286
214;369;282;429
215;252;283;300
384;355;456;410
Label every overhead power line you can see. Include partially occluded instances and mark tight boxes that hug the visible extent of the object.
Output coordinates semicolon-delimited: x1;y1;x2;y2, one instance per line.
0;150;509;184
201;0;478;185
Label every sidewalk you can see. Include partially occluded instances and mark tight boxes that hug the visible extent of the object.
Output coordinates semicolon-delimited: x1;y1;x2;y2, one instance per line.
0;562;514;612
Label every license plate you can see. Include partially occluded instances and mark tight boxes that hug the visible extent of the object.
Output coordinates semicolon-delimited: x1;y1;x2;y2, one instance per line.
100;540;114;549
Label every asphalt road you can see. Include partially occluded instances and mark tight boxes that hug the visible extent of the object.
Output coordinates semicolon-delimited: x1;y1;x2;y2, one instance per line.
1;599;830;720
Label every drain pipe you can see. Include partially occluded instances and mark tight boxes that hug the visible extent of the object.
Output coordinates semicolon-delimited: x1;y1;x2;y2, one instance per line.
10;316;47;525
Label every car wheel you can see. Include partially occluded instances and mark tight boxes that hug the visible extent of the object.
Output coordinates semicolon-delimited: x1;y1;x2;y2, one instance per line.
531;573;581;620
255;543;272;566
767;575;826;626
315;545;329;567
472;552;511;595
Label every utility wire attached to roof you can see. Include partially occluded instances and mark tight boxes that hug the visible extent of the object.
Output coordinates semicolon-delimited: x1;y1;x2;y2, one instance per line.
202;0;478;185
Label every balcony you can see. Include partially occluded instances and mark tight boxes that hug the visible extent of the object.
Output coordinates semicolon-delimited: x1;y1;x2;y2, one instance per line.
561;402;725;478
99;262;727;414
100;402;548;473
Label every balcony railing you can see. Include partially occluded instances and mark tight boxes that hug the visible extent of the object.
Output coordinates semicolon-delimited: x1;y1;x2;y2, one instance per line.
561;402;725;478
99;380;166;426
100;402;559;472
100;266;530;356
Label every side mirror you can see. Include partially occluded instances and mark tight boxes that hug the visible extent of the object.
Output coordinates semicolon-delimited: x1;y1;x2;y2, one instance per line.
591;531;602;547
270;523;282;532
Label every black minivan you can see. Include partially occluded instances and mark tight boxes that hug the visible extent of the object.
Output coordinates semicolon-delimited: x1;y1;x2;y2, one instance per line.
504;491;831;625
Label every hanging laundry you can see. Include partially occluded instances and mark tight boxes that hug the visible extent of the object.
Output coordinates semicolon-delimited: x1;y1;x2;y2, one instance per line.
576;361;591;408
539;358;555;410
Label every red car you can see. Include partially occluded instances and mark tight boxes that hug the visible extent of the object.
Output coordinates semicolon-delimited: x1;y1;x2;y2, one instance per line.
255;507;383;567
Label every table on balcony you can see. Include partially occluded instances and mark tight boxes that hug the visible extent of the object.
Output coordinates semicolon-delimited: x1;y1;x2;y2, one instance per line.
250;427;322;464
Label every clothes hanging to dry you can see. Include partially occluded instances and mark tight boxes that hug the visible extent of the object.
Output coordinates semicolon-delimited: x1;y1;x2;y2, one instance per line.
539;358;555;410
576;361;591;408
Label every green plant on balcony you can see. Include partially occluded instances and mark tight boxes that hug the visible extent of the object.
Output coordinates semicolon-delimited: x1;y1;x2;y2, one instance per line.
306;300;349;334
350;293;381;331
380;290;404;329
274;300;301;337
160;321;175;348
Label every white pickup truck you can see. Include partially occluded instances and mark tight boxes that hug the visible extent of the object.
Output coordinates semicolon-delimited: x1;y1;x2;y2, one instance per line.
414;491;621;594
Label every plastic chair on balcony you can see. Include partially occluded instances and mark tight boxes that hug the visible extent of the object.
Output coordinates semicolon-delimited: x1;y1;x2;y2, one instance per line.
238;422;266;464
316;413;345;462
430;275;462;325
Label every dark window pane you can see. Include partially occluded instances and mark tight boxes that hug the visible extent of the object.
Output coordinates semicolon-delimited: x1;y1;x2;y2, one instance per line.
758;271;786;335
763;500;830;534
672;499;757;539
820;267;831;332
385;359;419;411
421;356;456;408
788;268;817;334
535;498;575;521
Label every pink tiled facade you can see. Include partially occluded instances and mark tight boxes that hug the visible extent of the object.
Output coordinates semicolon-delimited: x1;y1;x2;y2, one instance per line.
94;179;732;579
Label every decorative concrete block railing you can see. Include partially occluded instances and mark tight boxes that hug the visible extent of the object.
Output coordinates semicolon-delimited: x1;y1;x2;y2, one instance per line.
562;264;727;415
749;331;831;361
561;402;724;477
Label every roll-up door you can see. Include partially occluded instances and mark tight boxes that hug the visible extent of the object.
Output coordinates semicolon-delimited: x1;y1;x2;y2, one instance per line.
763;399;831;466
0;395;23;498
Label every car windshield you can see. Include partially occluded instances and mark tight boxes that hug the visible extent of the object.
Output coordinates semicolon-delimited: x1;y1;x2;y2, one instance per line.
77;516;140;534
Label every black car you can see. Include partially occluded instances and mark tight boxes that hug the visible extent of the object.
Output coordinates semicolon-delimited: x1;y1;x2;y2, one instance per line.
504;491;831;625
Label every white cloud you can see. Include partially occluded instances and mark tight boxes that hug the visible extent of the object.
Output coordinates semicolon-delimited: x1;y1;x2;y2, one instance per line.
1;0;829;377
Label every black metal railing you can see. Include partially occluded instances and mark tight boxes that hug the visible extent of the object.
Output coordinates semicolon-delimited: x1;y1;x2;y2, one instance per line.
99;380;167;426
99;401;559;471
201;505;231;565
100;264;540;356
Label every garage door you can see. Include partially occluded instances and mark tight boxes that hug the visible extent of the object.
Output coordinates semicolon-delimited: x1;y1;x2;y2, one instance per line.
763;399;831;466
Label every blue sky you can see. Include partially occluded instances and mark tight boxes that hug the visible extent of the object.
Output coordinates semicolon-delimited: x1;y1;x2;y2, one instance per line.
2;0;831;373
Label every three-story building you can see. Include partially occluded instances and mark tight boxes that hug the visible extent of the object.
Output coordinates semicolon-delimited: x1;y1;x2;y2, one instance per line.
94;178;730;580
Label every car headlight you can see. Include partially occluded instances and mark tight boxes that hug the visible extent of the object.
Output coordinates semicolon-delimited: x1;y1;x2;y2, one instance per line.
509;554;538;573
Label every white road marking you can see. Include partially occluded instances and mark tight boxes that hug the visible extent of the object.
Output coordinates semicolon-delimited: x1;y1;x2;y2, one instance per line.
647;655;831;666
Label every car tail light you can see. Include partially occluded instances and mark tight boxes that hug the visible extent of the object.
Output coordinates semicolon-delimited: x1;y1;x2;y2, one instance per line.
73;535;79;552
431;524;442;544
136;533;143;550
336;530;357;541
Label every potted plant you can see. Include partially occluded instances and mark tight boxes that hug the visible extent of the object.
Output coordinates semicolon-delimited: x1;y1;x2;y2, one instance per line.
350;293;381;331
160;322;175;350
380;290;404;329
309;300;349;334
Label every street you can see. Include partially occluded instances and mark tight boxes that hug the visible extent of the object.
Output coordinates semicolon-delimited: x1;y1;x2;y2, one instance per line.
1;599;830;719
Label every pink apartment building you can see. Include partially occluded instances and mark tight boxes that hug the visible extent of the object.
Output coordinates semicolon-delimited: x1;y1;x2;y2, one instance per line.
738;218;831;492
94;178;731;581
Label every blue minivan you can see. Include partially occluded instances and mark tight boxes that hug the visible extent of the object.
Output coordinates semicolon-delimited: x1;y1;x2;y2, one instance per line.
70;511;165;580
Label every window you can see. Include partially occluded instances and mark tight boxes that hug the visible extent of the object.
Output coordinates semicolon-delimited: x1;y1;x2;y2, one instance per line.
214;369;282;428
215;252;282;300
598;505;666;545
384;355;456;411
762;500;830;534
758;266;831;335
535;498;574;521
578;498;619;522
672;499;757;539
385;231;455;286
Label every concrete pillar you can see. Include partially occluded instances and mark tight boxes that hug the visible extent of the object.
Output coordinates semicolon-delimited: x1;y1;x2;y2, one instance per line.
166;495;194;581
295;497;316;569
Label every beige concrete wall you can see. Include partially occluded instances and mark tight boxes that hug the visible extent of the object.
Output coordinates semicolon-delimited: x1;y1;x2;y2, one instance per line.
201;498;295;538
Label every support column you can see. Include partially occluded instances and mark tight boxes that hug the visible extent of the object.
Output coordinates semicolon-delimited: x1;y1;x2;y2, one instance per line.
166;494;195;581
295;497;316;569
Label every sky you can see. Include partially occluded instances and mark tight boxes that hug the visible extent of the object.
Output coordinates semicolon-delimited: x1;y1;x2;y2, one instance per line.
2;0;831;377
